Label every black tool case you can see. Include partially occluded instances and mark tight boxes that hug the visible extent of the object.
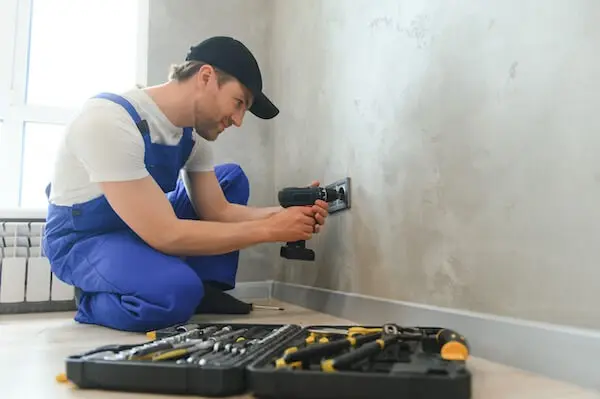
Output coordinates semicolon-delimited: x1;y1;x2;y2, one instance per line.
63;322;472;398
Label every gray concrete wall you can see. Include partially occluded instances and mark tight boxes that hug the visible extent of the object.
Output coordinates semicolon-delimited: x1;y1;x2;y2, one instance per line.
270;0;600;331
147;0;278;282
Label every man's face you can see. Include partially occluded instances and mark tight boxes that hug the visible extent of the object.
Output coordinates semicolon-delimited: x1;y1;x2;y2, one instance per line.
192;68;253;141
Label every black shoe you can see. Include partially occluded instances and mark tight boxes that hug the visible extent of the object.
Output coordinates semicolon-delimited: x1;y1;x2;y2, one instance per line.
195;282;252;314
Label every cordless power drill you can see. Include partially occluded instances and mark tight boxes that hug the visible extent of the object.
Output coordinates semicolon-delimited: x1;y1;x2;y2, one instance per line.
277;186;345;261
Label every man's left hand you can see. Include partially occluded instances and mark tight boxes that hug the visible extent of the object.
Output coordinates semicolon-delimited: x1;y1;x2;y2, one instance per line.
309;180;329;233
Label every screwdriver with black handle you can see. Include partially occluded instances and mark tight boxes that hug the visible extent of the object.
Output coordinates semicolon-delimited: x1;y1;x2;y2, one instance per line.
275;331;381;369
321;333;400;372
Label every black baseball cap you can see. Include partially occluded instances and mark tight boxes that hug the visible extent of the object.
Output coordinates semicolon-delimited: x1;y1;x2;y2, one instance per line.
185;36;279;120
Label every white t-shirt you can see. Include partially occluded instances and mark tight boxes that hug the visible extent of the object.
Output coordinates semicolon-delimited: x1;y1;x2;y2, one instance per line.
48;88;215;206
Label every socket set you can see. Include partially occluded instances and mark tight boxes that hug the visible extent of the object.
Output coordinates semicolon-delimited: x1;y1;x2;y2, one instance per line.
63;322;472;398
64;322;302;396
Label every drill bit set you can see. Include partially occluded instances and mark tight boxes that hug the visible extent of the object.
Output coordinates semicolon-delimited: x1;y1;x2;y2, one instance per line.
63;322;472;398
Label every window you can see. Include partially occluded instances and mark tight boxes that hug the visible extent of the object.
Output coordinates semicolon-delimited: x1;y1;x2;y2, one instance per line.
20;122;65;208
0;0;148;216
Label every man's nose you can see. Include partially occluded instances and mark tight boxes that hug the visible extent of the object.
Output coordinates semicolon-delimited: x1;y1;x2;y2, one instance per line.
231;111;244;127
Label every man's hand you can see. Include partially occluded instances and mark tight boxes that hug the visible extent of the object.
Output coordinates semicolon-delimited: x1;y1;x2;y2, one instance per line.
309;180;329;233
263;206;317;242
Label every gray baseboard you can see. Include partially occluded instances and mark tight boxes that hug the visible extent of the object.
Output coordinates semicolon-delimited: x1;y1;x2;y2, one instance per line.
229;280;273;300
271;281;600;392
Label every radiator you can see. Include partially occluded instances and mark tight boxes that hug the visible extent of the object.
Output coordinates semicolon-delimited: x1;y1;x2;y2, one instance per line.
0;218;76;314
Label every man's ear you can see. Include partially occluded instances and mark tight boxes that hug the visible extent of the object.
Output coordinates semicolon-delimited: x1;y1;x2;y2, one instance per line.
196;65;213;88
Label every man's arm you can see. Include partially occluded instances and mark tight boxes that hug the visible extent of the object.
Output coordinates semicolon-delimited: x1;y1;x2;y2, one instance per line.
184;170;330;230
182;170;282;223
101;176;318;256
100;176;272;256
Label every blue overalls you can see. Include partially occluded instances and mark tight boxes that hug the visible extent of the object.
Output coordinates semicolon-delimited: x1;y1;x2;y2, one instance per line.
42;93;249;332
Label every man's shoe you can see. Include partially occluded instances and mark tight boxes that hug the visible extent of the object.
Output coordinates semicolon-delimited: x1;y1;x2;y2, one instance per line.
195;283;252;314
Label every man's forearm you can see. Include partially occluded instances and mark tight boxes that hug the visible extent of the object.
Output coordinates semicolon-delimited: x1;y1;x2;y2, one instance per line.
160;218;272;256
216;203;283;223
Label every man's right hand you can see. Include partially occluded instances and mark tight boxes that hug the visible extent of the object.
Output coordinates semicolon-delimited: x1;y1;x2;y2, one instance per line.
264;207;317;242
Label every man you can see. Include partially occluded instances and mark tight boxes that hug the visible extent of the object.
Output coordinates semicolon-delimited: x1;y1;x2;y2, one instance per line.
42;36;328;333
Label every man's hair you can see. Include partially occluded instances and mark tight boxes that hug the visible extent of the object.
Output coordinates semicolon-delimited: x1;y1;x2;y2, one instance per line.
168;60;233;85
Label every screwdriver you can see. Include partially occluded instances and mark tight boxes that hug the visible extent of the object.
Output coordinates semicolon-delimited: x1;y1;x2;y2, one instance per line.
321;333;400;372
275;331;382;369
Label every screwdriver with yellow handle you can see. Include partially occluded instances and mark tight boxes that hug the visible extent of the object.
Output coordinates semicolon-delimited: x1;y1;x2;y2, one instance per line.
275;331;381;369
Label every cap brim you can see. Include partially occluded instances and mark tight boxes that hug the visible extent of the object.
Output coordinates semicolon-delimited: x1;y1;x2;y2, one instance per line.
249;92;279;119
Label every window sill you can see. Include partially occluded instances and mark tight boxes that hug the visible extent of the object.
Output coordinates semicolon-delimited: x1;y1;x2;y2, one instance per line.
0;208;47;221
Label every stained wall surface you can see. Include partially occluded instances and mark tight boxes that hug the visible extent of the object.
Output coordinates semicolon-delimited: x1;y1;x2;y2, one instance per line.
270;0;600;330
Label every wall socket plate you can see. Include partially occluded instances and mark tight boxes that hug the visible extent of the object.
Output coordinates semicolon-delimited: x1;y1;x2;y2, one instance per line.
325;177;351;214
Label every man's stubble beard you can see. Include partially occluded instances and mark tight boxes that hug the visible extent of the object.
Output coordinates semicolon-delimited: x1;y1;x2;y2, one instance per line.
192;101;220;141
194;126;219;141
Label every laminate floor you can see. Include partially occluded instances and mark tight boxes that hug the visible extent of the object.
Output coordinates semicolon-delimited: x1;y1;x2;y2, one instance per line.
1;299;598;399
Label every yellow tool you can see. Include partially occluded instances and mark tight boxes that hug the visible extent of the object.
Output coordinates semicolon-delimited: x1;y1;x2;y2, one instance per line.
436;329;469;361
306;326;382;338
276;331;381;369
305;332;331;344
275;329;345;369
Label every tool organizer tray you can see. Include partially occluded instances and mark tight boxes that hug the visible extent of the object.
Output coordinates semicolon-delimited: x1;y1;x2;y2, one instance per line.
63;321;472;398
64;322;303;397
248;324;472;399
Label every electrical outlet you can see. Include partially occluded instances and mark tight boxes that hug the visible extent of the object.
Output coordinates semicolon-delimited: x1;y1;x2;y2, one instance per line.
326;177;351;214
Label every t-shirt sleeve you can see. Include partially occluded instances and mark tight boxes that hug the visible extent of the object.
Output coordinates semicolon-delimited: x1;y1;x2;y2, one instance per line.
65;100;149;183
183;136;215;172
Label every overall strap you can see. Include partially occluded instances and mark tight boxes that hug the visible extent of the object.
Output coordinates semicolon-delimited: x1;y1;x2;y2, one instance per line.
180;127;195;165
93;92;149;135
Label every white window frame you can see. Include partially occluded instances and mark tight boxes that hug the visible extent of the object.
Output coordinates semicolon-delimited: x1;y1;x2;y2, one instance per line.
0;0;149;219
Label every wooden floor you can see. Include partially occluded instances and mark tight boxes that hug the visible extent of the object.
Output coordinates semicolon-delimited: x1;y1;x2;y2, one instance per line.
0;299;598;399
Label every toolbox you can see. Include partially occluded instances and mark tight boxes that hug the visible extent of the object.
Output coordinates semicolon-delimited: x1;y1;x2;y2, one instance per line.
63;321;472;398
